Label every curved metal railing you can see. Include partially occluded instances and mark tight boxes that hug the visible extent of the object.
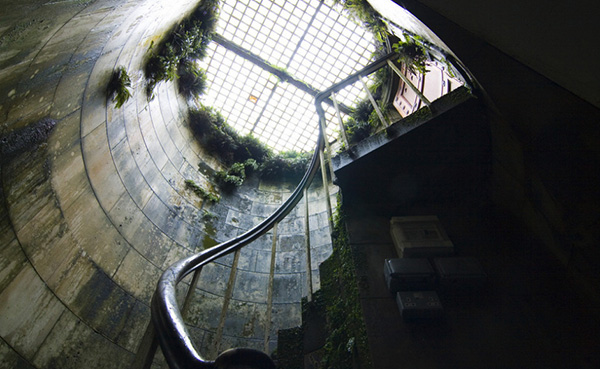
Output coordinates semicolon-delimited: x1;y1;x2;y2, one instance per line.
144;50;471;368
151;131;324;369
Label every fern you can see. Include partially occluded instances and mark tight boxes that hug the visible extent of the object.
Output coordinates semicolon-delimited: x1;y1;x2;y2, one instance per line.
107;66;132;108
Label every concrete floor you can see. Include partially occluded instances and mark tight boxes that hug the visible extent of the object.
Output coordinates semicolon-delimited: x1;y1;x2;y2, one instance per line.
344;205;600;369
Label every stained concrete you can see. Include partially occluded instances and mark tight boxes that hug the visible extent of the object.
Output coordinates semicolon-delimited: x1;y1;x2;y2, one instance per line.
0;0;335;367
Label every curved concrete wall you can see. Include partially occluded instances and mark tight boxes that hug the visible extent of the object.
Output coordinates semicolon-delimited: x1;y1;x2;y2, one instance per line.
0;0;335;367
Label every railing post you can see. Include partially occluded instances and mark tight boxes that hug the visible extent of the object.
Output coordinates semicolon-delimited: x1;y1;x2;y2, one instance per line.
181;267;203;320
215;249;241;355
264;222;278;352
386;59;432;106
303;188;313;302
319;149;334;232
131;320;159;369
331;92;350;148
317;108;336;182
359;75;390;127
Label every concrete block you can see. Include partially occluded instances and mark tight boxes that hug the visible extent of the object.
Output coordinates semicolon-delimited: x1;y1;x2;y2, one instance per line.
0;265;65;358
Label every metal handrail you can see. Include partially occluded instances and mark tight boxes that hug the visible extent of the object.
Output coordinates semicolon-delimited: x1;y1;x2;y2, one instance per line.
151;135;324;369
149;52;424;369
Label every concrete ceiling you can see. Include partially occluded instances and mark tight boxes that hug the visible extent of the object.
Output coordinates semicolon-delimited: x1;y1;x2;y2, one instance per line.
405;0;600;109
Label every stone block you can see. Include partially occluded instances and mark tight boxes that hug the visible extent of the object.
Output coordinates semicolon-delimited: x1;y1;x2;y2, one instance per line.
32;308;133;369
113;249;161;304
232;269;269;304
0;265;65;358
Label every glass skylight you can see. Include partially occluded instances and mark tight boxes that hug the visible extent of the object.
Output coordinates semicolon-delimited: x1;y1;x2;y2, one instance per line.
198;0;378;152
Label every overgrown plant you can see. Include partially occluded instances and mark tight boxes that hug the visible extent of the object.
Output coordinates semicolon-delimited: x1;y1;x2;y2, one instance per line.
333;0;387;43
189;105;270;165
107;66;132;108
145;0;219;97
184;179;220;203
393;34;429;74
188;105;315;187
215;158;257;188
259;150;312;183
178;58;208;98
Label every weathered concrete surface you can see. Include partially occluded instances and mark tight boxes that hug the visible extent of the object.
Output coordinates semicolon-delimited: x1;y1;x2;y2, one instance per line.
0;0;335;367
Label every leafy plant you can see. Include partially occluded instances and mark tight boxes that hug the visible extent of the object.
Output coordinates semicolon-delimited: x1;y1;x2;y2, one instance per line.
144;0;219;96
188;105;315;186
393;35;429;74
215;158;258;188
107;66;132;108
343;117;372;144
178;58;208;98
333;0;387;43
258;151;312;182
184;179;220;202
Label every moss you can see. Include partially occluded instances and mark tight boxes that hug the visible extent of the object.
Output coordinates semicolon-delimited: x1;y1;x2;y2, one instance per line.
275;327;304;369
202;222;218;250
0;118;56;162
319;196;372;369
184;179;220;203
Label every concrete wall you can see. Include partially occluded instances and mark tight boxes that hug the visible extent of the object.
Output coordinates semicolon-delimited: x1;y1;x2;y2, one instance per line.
0;0;335;367
399;0;600;302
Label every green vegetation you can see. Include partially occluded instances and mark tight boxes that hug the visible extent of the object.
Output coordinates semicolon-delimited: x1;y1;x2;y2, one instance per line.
202;209;218;221
215;158;257;188
259;151;312;183
188;105;313;188
178;58;208;98
184;179;220;203
107;66;132;108
319;198;372;369
333;0;387;43
144;0;219;97
341;66;391;146
393;34;429;75
275;326;304;369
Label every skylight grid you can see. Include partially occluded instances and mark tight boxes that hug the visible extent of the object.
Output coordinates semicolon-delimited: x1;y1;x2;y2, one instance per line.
254;83;319;152
199;45;273;135
202;0;378;152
